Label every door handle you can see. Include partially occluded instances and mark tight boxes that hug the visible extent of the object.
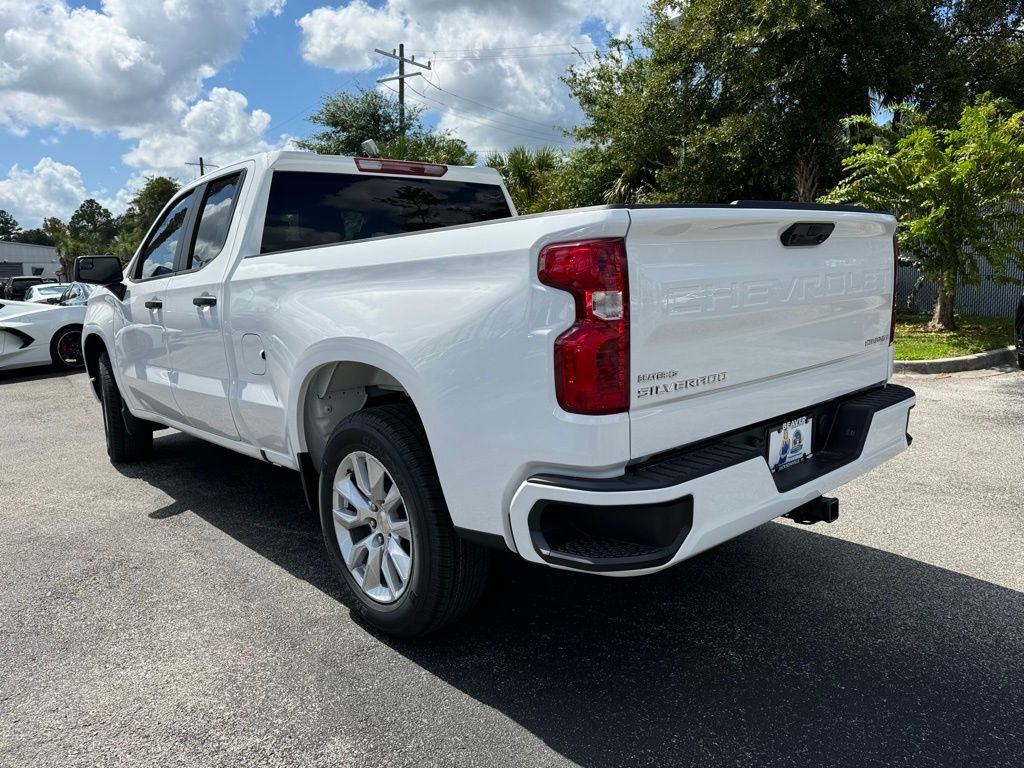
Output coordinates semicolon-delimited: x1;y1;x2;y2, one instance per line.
144;299;163;310
193;295;217;307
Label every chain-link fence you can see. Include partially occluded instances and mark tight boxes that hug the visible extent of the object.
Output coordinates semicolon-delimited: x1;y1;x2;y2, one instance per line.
895;203;1024;317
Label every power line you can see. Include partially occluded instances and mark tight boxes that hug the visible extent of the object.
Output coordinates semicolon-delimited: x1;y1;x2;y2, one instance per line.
406;83;570;143
390;82;574;146
431;51;597;61
420;74;574;133
382;82;563;145
406;43;597;54
265;78;360;136
264;100;323;137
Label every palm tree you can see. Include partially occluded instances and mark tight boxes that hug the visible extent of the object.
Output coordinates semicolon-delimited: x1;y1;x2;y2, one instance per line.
485;146;562;214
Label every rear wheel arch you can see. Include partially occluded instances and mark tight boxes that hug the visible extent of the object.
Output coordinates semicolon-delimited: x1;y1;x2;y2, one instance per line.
299;360;425;472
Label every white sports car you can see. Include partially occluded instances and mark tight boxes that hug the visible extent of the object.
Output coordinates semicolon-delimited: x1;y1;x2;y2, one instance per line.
22;283;69;304
0;297;86;371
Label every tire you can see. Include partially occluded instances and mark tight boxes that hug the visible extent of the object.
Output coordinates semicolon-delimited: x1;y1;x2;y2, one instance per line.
97;351;153;463
50;325;85;370
1018;352;1024;371
318;404;490;637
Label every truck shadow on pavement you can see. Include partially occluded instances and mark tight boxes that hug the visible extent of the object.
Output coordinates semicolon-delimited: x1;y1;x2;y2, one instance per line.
119;431;1023;768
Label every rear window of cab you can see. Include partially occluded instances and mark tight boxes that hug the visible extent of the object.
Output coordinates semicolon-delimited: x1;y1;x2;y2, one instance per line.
260;170;512;254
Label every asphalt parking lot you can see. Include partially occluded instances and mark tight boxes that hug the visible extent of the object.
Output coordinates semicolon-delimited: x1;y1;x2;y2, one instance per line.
1;365;1022;767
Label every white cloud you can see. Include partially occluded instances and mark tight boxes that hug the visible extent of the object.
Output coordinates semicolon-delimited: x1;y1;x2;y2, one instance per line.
0;157;88;226
296;0;649;151
94;173;146;219
0;2;288;218
0;0;284;134
299;2;407;70
123;88;277;177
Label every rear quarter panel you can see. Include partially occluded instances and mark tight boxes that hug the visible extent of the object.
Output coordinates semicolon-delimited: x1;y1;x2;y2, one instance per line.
227;207;633;538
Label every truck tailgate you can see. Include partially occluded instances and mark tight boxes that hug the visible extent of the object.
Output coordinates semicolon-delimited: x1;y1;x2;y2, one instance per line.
626;206;896;459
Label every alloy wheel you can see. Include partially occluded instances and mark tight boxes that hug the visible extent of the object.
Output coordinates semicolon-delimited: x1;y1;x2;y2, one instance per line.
56;329;83;367
332;451;414;604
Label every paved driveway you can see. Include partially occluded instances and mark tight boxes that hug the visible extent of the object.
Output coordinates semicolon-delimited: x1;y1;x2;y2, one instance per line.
1;365;1021;767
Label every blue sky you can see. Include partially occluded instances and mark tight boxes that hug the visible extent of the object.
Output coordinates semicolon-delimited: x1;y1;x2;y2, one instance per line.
0;0;647;227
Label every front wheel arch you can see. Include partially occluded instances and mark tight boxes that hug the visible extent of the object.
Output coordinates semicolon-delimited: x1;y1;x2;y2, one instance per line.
83;333;108;398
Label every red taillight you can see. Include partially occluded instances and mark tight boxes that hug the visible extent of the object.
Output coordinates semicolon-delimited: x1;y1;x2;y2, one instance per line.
354;157;448;177
539;238;629;415
890;234;899;345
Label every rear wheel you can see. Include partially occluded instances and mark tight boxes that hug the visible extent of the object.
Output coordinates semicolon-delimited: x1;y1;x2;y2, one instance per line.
50;325;84;370
319;404;490;637
98;351;152;463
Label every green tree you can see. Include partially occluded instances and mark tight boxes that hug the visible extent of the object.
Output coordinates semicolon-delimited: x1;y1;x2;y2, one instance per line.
68;199;116;253
542;146;624;209
13;228;55;246
566;0;937;203
823;98;1024;331
126;176;180;234
43;217;82;281
109;230;139;265
382;132;477;166
0;209;20;241
916;1;1024;125
564;0;1023;205
296;88;476;165
485;146;562;213
297;89;407;155
119;175;180;257
42;217;66;245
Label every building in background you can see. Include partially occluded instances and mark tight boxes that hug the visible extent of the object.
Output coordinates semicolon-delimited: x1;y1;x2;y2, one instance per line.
0;241;61;281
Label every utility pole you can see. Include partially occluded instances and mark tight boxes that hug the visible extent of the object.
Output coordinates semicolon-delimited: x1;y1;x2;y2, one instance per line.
185;157;219;177
375;44;431;134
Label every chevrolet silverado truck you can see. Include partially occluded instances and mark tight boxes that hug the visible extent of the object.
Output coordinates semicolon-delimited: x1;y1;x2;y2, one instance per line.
76;151;915;636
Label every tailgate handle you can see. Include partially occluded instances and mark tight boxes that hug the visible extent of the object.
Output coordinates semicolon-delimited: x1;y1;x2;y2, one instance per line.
781;222;834;247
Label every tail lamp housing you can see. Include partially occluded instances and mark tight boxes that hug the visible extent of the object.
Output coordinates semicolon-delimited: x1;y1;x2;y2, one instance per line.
538;238;629;415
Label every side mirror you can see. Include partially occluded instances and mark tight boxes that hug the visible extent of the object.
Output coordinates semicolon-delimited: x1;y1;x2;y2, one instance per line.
75;256;124;285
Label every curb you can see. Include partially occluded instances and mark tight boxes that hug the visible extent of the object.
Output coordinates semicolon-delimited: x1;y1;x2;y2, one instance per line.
894;346;1018;374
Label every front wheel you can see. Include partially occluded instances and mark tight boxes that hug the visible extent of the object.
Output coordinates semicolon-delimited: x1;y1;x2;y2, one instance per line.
319;404;490;637
98;351;153;463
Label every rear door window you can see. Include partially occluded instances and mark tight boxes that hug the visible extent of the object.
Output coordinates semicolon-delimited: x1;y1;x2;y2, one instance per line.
189;172;243;269
260;171;512;254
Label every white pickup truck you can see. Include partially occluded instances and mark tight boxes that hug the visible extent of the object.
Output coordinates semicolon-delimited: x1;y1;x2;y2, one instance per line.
77;151;915;636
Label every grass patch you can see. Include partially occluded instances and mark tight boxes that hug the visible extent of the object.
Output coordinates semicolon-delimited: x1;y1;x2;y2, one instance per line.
894;314;1014;361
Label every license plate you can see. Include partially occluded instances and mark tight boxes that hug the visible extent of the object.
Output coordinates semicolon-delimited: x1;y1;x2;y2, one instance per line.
767;416;813;472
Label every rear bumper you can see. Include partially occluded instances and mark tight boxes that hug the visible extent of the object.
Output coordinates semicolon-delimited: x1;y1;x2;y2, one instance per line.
509;383;915;575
